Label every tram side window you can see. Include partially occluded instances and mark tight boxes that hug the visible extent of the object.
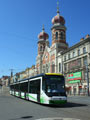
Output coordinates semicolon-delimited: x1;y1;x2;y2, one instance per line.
16;84;19;91
29;79;40;94
14;85;16;90
10;85;14;90
15;84;19;91
25;82;28;92
20;82;28;92
12;85;15;90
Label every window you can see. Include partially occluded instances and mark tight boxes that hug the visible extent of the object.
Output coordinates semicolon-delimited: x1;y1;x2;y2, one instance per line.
64;64;67;71
14;84;19;91
56;32;58;40
83;47;86;54
59;63;61;72
68;53;70;60
83;57;87;66
60;32;64;40
78;58;81;67
78;49;80;56
73;51;75;57
43;75;65;97
20;82;28;92
10;85;14;91
40;46;43;51
64;55;66;61
29;80;40;94
46;64;49;73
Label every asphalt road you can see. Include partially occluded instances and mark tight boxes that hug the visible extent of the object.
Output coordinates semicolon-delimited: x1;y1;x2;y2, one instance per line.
0;92;90;120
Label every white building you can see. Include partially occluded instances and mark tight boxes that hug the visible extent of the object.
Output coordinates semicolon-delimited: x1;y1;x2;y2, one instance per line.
60;35;90;95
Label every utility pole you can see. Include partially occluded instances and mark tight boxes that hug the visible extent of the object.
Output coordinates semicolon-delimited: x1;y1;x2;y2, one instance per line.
10;69;13;77
9;69;14;83
28;68;29;78
86;64;89;96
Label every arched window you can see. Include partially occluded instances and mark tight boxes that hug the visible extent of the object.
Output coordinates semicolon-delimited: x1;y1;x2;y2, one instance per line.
56;32;58;40
40;46;43;51
60;31;64;40
83;47;86;54
78;49;80;56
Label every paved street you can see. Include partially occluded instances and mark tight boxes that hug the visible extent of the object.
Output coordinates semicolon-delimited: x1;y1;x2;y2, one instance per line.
0;91;90;120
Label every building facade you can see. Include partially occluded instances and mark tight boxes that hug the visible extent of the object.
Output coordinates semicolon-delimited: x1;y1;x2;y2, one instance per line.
0;76;10;87
56;35;90;95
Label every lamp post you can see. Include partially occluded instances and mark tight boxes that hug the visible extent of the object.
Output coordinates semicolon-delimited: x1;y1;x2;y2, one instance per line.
86;64;89;96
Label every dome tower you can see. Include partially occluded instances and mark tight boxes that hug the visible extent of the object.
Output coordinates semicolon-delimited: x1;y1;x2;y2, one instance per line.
36;25;49;74
38;25;49;55
51;2;68;52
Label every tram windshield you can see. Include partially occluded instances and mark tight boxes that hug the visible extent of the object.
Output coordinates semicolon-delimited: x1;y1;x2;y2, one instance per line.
43;75;66;97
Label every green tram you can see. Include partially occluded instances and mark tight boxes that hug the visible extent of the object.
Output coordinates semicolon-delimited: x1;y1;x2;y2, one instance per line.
10;73;67;105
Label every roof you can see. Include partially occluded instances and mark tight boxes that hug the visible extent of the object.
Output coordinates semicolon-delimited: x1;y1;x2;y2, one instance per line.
62;37;90;54
45;73;63;76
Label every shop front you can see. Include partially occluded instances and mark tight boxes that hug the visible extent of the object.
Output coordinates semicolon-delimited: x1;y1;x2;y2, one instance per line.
66;71;82;95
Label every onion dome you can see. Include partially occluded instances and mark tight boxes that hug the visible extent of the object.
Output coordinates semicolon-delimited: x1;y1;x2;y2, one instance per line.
52;15;65;25
52;2;65;25
38;25;49;40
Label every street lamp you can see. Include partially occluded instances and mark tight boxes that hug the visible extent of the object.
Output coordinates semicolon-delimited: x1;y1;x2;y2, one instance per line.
86;64;89;96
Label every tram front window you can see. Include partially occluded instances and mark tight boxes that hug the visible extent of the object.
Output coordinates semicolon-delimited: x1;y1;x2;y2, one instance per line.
43;75;66;97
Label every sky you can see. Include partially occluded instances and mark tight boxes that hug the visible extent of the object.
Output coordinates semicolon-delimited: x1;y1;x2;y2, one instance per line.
0;0;90;77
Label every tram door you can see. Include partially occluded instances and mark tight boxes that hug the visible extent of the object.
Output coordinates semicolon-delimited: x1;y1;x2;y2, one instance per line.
37;80;41;102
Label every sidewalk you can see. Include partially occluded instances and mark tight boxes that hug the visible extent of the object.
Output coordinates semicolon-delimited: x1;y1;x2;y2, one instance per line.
67;93;90;97
0;86;10;96
67;95;90;105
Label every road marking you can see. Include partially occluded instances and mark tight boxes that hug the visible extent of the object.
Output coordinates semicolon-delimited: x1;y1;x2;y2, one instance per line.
36;117;81;120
